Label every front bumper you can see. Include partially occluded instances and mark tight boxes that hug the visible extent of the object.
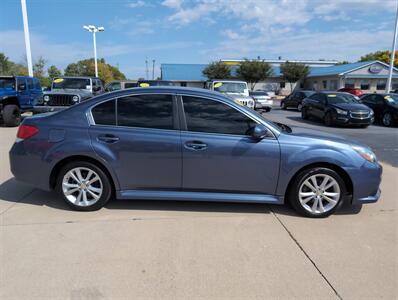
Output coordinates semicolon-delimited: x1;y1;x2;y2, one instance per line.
346;160;383;205
333;115;374;126
33;105;68;113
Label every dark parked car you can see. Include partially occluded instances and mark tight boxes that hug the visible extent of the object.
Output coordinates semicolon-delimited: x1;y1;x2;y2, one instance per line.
34;77;105;113
10;87;382;218
105;80;138;92
281;90;315;111
361;93;398;126
137;80;175;87
337;87;363;97
301;92;374;127
0;76;42;126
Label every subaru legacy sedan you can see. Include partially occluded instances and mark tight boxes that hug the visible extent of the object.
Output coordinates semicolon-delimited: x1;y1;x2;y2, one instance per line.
9;87;382;218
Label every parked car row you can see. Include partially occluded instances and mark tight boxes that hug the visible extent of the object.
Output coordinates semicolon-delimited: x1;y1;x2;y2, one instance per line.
280;88;397;127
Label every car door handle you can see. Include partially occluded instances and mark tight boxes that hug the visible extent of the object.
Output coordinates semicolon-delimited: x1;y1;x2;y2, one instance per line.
97;134;119;143
184;141;207;151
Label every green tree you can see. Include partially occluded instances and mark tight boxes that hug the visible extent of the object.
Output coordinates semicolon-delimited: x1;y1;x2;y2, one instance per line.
47;65;62;80
63;58;126;83
236;59;273;90
280;61;309;92
0;52;28;75
359;50;398;67
202;61;231;80
33;56;50;87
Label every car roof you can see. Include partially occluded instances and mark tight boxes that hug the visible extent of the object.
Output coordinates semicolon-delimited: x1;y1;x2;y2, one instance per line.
54;76;99;80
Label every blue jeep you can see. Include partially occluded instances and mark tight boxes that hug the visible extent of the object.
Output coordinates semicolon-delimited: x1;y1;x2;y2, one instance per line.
0;76;42;126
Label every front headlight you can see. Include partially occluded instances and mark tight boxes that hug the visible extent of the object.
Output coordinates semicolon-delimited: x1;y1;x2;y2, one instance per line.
43;95;50;102
352;146;377;163
370;109;374;116
72;95;79;102
335;108;348;115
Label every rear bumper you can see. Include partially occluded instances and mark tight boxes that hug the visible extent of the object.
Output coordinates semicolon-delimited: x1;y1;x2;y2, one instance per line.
33;105;68;113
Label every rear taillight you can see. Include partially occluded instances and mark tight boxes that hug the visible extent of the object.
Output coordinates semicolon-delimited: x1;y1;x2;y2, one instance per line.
16;125;39;141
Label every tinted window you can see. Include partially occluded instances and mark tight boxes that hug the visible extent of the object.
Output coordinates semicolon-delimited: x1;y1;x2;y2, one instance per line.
325;93;357;104
117;94;173;130
27;78;34;90
183;96;256;136
92;100;116;125
124;83;137;88
34;78;41;89
309;93;321;101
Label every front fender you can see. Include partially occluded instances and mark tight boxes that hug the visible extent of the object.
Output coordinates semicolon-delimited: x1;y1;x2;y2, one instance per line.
276;137;364;196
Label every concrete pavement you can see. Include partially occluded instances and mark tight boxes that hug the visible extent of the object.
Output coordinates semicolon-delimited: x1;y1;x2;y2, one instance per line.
0;124;397;299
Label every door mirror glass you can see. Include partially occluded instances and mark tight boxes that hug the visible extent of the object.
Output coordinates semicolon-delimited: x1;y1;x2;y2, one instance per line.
250;124;269;140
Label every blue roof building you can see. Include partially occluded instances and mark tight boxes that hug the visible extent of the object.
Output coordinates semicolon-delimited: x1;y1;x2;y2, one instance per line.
161;60;398;94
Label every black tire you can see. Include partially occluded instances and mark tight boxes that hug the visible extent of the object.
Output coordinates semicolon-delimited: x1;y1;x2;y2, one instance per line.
324;112;333;126
281;101;287;110
382;112;393;127
265;107;271;112
56;161;112;211
297;103;303;112
288;167;346;218
301;107;309;120
2;104;21;127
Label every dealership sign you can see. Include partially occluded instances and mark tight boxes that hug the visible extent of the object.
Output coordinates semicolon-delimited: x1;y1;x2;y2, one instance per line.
368;64;383;74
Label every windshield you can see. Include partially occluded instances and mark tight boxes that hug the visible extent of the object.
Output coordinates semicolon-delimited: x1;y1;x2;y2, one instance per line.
52;78;91;89
0;78;15;89
214;82;247;93
385;94;398;104
326;93;358;104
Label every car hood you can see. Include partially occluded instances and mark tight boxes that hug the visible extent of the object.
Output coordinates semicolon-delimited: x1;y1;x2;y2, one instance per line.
0;88;17;97
45;89;92;97
330;103;370;111
287;126;369;149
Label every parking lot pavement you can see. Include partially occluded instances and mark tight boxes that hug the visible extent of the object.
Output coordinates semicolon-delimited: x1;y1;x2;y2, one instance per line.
1;118;397;299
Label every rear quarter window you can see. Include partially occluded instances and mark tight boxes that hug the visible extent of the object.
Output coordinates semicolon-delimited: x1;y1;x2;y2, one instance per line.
92;99;116;126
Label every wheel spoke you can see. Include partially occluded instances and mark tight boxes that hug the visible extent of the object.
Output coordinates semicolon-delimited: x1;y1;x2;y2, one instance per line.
87;176;100;185
323;192;339;198
75;190;83;204
69;171;80;183
318;199;325;212
311;197;319;212
82;190;88;206
65;187;80;195
320;176;329;190
310;176;319;189
75;169;84;182
304;181;317;192
85;170;94;181
87;186;101;194
87;189;100;200
63;182;79;189
322;194;337;204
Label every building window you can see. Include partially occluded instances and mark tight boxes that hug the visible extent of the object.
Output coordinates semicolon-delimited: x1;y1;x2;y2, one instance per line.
344;79;355;88
280;82;285;88
330;80;338;90
360;80;370;90
181;82;187;87
376;80;386;90
322;80;327;89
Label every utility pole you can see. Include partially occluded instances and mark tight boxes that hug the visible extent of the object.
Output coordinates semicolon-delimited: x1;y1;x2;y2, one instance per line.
20;0;33;76
145;57;149;79
386;3;398;93
152;59;155;80
83;25;105;78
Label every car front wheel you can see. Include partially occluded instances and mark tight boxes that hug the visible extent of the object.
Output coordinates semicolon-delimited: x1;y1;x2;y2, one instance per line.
56;161;112;211
288;167;346;218
297;103;303;112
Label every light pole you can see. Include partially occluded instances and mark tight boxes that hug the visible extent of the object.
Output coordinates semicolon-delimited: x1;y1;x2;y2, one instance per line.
20;0;33;76
386;3;398;93
152;59;155;80
83;25;104;78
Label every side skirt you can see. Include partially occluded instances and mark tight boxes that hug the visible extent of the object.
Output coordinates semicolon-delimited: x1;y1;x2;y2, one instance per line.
116;190;284;204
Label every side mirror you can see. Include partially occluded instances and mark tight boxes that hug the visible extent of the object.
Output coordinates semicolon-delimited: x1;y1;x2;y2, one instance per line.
250;124;269;140
18;84;26;91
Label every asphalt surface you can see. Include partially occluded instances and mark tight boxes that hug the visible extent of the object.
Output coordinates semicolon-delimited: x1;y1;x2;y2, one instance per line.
0;110;397;299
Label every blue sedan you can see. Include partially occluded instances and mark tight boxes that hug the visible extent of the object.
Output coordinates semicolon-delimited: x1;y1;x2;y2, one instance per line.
9;87;382;217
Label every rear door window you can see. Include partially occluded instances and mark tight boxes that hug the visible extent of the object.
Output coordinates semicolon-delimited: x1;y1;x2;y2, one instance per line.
117;94;174;130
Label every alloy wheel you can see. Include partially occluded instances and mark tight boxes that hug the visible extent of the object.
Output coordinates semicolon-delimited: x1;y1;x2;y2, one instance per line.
298;174;341;214
62;167;103;207
297;103;302;112
383;113;392;126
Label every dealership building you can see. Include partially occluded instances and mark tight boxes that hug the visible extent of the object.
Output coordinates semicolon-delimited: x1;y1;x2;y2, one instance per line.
161;59;398;94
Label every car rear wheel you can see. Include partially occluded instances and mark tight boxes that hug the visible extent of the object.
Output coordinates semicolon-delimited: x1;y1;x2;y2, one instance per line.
301;107;309;119
56;161;112;211
288;167;346;218
2;104;21;127
324;112;333;126
382;112;392;127
297;103;303;112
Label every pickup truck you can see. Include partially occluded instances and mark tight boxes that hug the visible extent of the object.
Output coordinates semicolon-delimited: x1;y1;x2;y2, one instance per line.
0;76;42;126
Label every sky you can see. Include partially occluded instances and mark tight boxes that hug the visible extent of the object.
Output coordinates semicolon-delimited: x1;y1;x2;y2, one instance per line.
0;0;397;79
